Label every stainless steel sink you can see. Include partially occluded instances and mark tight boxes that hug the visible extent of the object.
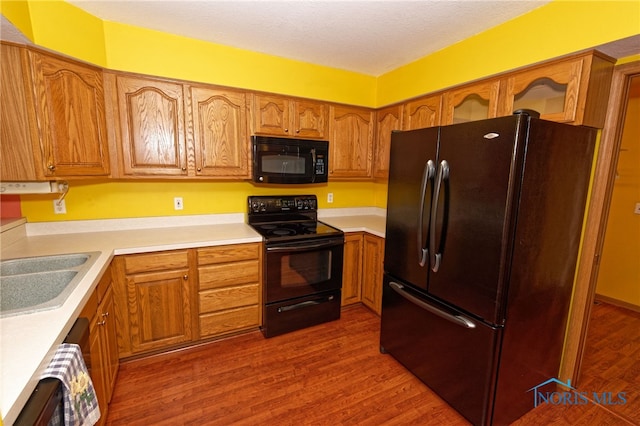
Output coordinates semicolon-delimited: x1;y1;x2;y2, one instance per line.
0;252;100;317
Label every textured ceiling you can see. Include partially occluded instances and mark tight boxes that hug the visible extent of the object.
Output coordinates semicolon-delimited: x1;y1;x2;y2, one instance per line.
65;0;552;76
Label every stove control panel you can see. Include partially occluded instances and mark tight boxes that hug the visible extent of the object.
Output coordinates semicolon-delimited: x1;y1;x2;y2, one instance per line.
248;195;318;214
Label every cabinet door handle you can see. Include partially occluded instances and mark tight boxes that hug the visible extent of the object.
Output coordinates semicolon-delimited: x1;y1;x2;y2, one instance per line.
284;128;289;133
97;320;106;326
47;164;56;171
101;312;109;318
183;274;188;280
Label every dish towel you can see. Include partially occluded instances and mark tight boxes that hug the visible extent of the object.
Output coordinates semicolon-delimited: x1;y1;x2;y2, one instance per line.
41;343;101;426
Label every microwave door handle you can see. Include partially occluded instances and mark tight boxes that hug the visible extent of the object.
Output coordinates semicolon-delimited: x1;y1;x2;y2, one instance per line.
311;148;316;183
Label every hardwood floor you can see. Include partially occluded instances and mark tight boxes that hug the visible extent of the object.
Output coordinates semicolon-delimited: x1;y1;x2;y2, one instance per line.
106;303;638;425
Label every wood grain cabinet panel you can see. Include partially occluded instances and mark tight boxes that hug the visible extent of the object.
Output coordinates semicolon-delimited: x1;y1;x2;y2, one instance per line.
361;234;384;315
79;265;119;426
29;49;110;177
329;105;375;179
186;85;250;177
402;94;442;130
113;250;194;357
252;94;327;139
0;42;41;181
112;75;188;176
442;80;501;125
341;233;363;306
373;104;403;179
498;51;615;127
197;243;262;338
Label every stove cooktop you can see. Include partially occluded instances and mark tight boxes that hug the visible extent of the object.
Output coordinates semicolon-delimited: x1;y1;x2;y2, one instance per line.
247;195;343;243
251;220;342;240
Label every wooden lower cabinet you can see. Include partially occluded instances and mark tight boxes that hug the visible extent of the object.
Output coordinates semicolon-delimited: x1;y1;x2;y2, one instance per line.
341;232;384;315
112;250;195;357
197;243;261;338
112;243;263;358
341;233;363;306
80;265;119;425
361;234;384;315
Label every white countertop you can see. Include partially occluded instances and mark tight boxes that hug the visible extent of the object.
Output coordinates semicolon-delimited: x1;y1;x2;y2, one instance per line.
0;209;385;423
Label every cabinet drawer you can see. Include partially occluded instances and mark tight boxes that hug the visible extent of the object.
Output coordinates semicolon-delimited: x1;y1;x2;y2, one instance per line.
199;305;259;337
124;250;189;274
198;259;260;290
197;243;260;265
199;284;259;314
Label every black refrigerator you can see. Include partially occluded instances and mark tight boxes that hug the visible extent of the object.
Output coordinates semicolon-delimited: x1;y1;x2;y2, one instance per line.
379;112;597;425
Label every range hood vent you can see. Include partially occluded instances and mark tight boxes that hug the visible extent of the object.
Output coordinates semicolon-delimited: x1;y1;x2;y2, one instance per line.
0;181;68;195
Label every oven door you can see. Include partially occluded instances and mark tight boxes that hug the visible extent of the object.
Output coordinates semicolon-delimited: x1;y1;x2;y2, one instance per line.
265;236;344;303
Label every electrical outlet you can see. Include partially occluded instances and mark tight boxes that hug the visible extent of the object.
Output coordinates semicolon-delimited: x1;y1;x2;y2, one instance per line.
327;193;334;203
634;203;640;215
53;199;66;214
174;197;184;210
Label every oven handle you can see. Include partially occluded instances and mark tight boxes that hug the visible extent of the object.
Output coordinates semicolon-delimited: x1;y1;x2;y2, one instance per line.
266;239;343;253
277;295;335;313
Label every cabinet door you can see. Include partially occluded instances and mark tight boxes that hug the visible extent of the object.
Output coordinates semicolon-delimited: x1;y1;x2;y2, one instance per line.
402;94;442;130
442;80;500;125
500;59;582;123
0;43;41;181
126;268;192;353
115;75;187;176
341;233;363;306
374;105;403;179
362;234;384;315
252;94;291;136
329;105;374;179
99;285;119;403
88;315;108;424
292;100;328;139
29;50;110;177
187;85;250;177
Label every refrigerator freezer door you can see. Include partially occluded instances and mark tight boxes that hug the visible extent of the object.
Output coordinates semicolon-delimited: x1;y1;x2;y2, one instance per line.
427;116;526;325
380;275;501;426
384;127;439;291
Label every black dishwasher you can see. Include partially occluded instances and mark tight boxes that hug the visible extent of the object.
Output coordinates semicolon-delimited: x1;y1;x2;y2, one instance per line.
14;317;90;426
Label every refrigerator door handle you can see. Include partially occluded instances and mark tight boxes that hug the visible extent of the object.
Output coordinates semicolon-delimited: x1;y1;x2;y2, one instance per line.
429;160;449;272
418;160;435;267
389;281;476;329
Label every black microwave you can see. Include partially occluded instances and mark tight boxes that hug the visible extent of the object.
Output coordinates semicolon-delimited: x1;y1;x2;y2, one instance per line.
252;136;329;184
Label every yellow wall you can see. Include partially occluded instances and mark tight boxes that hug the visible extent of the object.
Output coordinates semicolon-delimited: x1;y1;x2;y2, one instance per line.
2;0;639;222
378;0;640;105
20;181;378;221
595;77;640;307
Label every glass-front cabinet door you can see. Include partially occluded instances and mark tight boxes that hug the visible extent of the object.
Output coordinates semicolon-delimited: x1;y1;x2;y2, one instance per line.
499;58;582;123
442;80;500;125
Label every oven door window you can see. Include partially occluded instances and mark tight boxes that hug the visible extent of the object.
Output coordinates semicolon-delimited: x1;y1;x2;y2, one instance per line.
266;242;343;303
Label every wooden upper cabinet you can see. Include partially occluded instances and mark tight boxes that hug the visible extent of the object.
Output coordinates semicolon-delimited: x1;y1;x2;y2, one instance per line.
498;51;614;128
186;85;250;178
373;105;403;179
29;50;110;177
442;80;501;125
252;94;327;139
329;105;375;179
402;94;442;130
0;43;41;181
292;99;328;139
110;74;187;176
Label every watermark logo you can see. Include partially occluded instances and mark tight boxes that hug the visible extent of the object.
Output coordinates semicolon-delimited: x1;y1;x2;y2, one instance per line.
528;378;627;407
